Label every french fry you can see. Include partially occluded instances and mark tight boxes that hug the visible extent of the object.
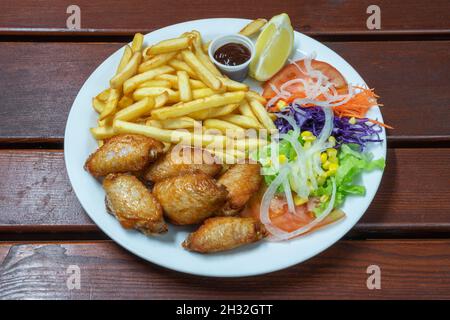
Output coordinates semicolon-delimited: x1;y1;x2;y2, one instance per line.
131;33;144;52
219;76;249;92
191;31;222;77
133;87;178;103
192;87;226;100
151;91;245;120
148;37;192;55
189;103;240;120
99;88;120;120
116;45;133;74
246;90;267;104
138;52;178;73
113;120;229;146
138;79;172;88
168;59;198;79
92;97;105;113
177;71;192;102
249;99;277;131
98;140;104;147
239;18;267;37
90;126;116;140
238;99;257;119
161;117;199;129
123;65;174;94
146;119;162;128
118;96;134;109
204;119;245;135
181;50;222;90
96;88;111;102
234;138;268;151
114;97;155;122
154;92;169;108
155;74;206;89
110;52;141;89
219;114;264;129
98;115;113;127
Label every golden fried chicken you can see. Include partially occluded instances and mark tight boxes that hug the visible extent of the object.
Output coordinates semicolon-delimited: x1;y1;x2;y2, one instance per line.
182;216;266;253
153;172;228;225
217;163;262;216
103;173;167;235
85;134;164;177
144;146;222;182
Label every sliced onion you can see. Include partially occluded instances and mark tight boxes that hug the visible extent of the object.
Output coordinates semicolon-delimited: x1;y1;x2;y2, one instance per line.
260;167;291;238
283;173;296;214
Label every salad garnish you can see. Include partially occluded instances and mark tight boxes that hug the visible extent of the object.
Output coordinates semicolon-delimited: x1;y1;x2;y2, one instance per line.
251;53;388;241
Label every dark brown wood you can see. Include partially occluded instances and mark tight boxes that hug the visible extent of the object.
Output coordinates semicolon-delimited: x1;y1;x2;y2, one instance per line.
0;149;449;235
0;41;449;142
0;0;449;36
0;240;449;299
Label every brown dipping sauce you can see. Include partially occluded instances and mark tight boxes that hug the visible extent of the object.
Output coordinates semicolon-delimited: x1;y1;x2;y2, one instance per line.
214;43;251;66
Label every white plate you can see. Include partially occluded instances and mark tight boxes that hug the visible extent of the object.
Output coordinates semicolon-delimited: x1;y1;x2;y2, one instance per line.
65;18;386;277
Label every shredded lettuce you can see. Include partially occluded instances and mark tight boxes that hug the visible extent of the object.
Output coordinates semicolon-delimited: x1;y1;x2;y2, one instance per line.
313;143;385;207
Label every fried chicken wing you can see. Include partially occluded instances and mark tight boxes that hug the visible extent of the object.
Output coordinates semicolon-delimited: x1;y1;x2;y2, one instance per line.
85;134;164;177
144;146;222;182
153;172;228;225
103;173;167;235
217;163;262;216
182;217;266;253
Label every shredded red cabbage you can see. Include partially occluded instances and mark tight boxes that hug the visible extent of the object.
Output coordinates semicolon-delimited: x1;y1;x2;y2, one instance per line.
274;105;383;151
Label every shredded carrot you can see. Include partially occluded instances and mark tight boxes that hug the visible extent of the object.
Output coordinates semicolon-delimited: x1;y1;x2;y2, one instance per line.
332;87;392;128
268;86;392;129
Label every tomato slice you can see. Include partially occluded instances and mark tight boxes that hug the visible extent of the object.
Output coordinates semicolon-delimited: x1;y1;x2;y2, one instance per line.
262;59;348;100
241;187;346;235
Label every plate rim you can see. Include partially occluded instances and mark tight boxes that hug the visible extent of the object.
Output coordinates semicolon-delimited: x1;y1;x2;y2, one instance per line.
64;17;387;277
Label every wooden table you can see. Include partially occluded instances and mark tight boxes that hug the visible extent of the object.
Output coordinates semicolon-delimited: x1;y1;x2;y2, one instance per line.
0;0;449;300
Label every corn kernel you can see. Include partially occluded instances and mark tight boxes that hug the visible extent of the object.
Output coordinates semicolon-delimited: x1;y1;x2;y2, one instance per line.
329;163;339;171
327;163;339;176
304;141;311;149
301;131;316;141
326;148;337;158
349;117;356;125
276;100;287;110
322;161;330;170
294;195;308;206
328;136;336;147
329;156;338;164
320;152;328;163
279;154;287;164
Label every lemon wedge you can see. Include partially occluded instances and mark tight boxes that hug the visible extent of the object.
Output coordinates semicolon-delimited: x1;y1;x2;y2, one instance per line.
249;13;294;81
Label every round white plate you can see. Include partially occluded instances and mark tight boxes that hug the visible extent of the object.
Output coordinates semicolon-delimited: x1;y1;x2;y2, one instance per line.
65;18;386;277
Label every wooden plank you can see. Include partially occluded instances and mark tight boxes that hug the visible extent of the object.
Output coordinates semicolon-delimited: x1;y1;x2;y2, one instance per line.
0;41;449;142
0;240;449;299
0;0;449;36
0;149;449;235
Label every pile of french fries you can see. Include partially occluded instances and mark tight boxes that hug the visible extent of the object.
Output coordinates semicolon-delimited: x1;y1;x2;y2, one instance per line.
90;23;275;161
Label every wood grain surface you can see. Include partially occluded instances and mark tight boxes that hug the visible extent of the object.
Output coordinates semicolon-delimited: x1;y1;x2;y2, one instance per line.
1;0;449;300
0;240;449;299
1;0;449;36
0;148;449;235
0;41;449;142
